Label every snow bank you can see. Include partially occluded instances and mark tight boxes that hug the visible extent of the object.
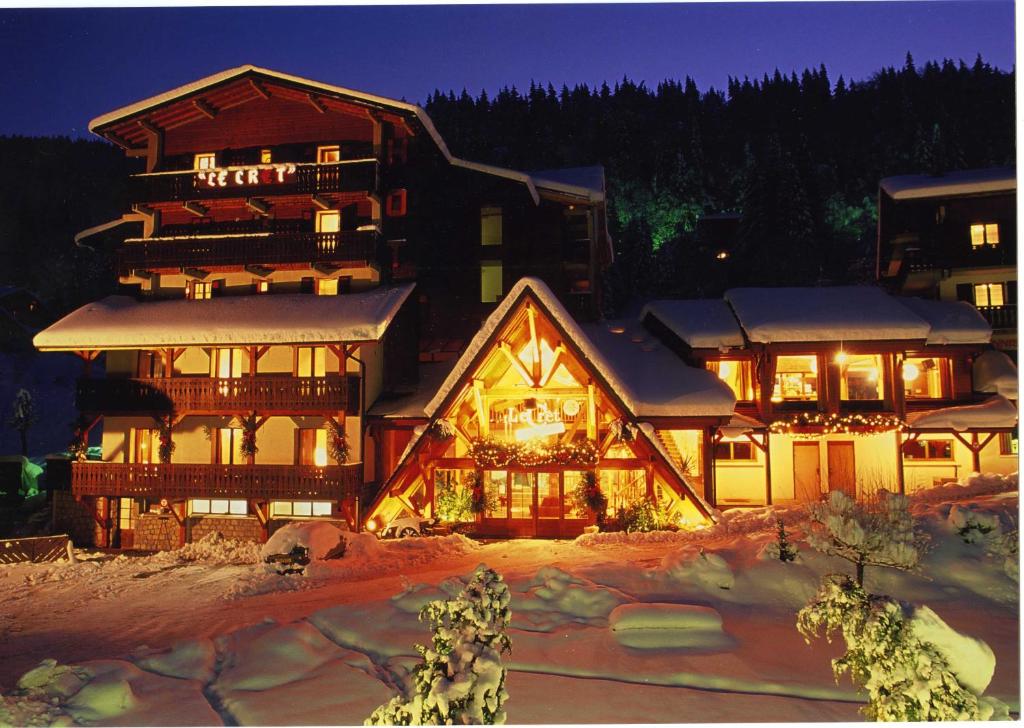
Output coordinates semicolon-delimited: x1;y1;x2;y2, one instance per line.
512;566;631;631
907;605;996;694
906;394;1017;431
908;471;1018;506
260;521;348;563
973;349;1019;400
609;603;733;650
660;548;735;591
169;532;262;565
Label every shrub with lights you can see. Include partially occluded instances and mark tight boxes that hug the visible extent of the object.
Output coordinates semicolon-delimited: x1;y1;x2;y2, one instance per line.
468;437;599;469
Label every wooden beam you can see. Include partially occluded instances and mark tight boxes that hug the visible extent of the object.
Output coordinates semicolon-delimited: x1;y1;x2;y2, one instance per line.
527;304;542;384
136;118;162;135
473;379;489;437
245;197;270;216
183;201;208;217
307;93;327;114
193;98;218;119
538;344;567;388
587;382;597;440
311;194;332;210
498;342;536;387
249;78;271;99
894;429;905;496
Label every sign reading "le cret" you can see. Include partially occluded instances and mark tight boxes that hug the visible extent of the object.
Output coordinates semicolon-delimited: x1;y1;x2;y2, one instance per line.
195;163;298;189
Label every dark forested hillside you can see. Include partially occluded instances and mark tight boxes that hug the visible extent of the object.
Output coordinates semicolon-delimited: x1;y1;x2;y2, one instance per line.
0;57;1013;323
0;136;133;321
424;55;1015;313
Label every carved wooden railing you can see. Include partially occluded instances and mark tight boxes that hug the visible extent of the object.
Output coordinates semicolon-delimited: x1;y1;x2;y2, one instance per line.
71;462;362;501
76;375;347;414
128;160;378;203
117;229;378;273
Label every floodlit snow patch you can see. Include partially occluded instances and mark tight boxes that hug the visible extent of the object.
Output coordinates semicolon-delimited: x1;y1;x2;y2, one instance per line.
609;603;733;650
260;521;349;563
908;605;996;695
512;566;631;631
660;548;735;591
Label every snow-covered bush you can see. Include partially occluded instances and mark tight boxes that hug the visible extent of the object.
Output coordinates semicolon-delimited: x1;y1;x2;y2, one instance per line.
797;575;1007;721
948;504;1001;544
8;388;36;457
367;565;511;725
806;490;927;585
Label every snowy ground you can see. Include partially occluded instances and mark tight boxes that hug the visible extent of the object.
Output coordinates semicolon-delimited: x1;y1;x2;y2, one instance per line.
0;475;1018;725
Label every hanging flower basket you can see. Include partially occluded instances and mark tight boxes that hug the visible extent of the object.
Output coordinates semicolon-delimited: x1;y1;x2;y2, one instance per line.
158;415;176;464
327;419;349;464
609;417;638;443
425;418;457;443
238;413;260;459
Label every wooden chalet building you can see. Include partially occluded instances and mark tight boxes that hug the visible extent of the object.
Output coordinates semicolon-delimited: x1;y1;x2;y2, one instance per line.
877;167;1017;354
34;66;610;549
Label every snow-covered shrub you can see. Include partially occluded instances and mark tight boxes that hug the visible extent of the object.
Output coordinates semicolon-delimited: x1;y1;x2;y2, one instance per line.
367;565;511;725
806;490;927;585
985;528;1019;582
797;575;1006;721
948;504;1001;544
770;518;798;562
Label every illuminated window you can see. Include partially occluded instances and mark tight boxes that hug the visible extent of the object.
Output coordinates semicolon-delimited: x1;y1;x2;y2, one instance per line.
194;153;216;170
903;439;953;460
315;278;339;296
255;279;270;294
483;471;508;518
839;353;884;401
131;428;159;464
119;498;136;531
211;348;244;379
481;206;503;246
216;429;243;465
974;283;1005;307
387;189;407;217
260;149;272;164
903;357;948;399
562;472;589;518
189;498;247;516
481;261;503;303
714;440;756;461
772;355;818;402
970;223;1000;248
510;473;532;518
317;145;341;164
315;209;340;233
270;500;333;518
136;350;165;378
187;280;213;300
297;428;329;467
707;360;754;401
599;469;646;515
296;346;327;377
999;431;1018;455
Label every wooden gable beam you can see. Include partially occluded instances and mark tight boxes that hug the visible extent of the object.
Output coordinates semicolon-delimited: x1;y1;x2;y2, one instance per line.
472;379;489;437
307;93;327;114
250;78;271;99
498;341;537;387
193;98;218;119
538;343;567;388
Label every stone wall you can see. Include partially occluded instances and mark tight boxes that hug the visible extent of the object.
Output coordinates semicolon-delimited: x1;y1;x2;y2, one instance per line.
134;514;180;552
190;516;264;543
52;492;105;547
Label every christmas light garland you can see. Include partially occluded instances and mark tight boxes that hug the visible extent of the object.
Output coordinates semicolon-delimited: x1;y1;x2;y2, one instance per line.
468;437;600;468
769;412;905;438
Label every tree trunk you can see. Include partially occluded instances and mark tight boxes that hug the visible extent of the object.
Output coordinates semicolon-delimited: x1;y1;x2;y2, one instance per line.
19;429;27;457
856;560;865;587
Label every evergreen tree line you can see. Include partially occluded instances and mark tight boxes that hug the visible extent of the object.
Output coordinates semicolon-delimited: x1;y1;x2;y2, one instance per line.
424;54;1014;312
0;56;1013;323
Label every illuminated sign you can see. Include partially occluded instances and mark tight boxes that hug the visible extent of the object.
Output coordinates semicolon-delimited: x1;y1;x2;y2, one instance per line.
491;399;585;440
195;163;297;189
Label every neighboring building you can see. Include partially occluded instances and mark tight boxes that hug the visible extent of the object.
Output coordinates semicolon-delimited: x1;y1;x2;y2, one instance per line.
368;281;1018;532
876;167;1016;354
0;286;49;350
33;66;610;549
643;287;1018;507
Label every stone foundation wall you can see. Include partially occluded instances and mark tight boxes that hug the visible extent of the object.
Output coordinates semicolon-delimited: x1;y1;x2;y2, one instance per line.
190;516;264;543
52;492;105;547
134;514;180;552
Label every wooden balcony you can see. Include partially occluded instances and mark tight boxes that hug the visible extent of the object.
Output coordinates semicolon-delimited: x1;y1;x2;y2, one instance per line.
129;160;378;204
117;229;379;274
71;461;362;501
977;304;1017;331
76;375;347;415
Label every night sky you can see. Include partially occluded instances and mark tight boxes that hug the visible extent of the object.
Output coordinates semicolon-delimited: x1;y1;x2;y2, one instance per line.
0;2;1015;138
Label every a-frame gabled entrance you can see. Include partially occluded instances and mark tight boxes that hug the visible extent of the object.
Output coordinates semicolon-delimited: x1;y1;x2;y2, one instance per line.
366;277;714;538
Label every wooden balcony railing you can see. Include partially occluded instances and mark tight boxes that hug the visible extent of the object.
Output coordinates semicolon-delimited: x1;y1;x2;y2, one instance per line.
977;304;1017;331
71;461;362;501
117;229;378;273
76;375;347;415
128;160;379;203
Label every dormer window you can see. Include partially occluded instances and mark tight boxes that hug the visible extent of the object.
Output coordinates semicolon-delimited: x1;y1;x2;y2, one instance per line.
970;223;1000;248
317;145;341;164
260;149;272;164
187;280;213;300
194;153;216;170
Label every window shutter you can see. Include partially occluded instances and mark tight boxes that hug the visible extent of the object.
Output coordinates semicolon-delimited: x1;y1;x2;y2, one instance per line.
300;277;314;294
955;283;973;303
345;374;361;415
1006;280;1017;305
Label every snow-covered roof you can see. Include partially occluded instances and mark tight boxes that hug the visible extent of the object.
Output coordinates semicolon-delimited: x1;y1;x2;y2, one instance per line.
973;350;1019;400
897;297;992;345
425;278;735;419
90;65;612;208
33;285;414;350
529;166;606;202
906;395;1018;431
641;299;745;350
719;412;766;438
880;167;1016;200
724;286;931;343
367;361;457;419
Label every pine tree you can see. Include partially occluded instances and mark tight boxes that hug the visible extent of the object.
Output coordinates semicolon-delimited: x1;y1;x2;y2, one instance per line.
367;566;512;725
8;388;36;457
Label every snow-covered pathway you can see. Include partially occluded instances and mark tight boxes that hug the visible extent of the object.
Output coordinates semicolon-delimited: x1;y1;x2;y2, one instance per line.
0;486;1018;724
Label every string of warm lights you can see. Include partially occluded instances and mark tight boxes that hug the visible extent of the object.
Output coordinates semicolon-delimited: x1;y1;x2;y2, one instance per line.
768;412;905;438
468;437;600;468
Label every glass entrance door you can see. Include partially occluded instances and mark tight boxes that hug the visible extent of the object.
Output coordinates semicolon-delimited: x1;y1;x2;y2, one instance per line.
508;472;536;537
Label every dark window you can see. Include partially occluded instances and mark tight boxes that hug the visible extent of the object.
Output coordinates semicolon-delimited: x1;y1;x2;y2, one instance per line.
903;440;953;460
956;283;974;303
714;441;756;461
